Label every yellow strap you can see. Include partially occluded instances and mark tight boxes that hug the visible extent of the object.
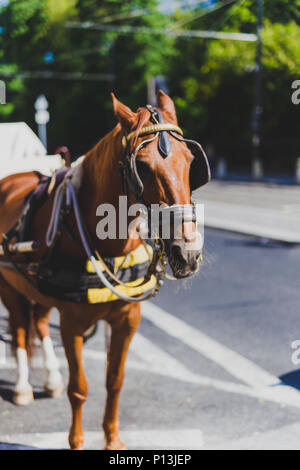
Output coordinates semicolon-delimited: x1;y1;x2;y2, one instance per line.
87;275;157;304
122;123;183;148
86;243;152;274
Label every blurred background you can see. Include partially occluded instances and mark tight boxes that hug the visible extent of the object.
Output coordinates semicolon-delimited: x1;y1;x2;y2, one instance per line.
1;0;300;181
2;2;300;450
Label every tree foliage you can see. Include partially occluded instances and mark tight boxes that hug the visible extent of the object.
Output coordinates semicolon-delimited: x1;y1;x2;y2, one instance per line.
0;0;172;154
0;0;299;174
168;0;300;173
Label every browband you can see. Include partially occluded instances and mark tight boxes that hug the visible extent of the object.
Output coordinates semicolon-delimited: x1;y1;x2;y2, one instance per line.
122;123;183;148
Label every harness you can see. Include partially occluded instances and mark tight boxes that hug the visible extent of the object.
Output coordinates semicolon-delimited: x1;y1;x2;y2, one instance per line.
0;106;210;304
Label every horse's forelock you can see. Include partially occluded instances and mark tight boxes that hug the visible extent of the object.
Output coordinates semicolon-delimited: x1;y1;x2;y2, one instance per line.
131;107;151;146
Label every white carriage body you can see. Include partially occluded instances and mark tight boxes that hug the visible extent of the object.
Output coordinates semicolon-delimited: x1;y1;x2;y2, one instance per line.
0;122;62;179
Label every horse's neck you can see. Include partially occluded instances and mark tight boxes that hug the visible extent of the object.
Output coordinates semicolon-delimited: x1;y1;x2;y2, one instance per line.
81;125;122;206
78;126;139;257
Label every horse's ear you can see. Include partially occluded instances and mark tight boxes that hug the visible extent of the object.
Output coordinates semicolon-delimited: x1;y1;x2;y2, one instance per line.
111;93;137;133
157;89;178;125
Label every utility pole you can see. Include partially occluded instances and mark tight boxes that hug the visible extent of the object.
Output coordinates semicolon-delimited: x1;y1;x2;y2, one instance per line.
148;76;169;106
252;0;263;180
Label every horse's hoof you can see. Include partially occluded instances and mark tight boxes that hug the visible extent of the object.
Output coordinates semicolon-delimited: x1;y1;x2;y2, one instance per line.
70;445;84;451
44;380;64;398
44;370;64;398
13;388;34;406
105;439;127;450
69;434;84;450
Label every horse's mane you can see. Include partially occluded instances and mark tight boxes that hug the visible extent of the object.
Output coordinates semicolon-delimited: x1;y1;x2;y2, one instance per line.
90;106;151;152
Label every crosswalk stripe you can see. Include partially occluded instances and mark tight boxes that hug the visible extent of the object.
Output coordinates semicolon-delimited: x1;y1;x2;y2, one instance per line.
142;302;277;387
142;302;300;408
0;429;204;450
208;421;300;450
2;302;300;410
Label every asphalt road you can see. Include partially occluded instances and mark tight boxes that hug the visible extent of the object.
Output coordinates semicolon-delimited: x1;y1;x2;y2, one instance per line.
1;228;300;450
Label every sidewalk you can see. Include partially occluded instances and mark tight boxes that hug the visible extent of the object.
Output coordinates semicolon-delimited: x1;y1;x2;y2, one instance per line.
195;180;300;244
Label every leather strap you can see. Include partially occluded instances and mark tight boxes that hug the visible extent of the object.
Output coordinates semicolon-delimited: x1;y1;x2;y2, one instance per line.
122;123;183;148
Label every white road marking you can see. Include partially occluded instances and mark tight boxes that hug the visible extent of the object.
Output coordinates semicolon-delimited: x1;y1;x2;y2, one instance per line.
2;422;300;450
2;302;300;410
2;338;287;406
142;302;277;387
208;421;300;450
141;302;300;408
0;429;204;450
2;332;300;408
132;333;271;400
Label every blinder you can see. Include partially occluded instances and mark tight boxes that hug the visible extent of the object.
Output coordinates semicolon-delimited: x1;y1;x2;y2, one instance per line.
169;132;211;192
189;142;211;191
154;109;172;158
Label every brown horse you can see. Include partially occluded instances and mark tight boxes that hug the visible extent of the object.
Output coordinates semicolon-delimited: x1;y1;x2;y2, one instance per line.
0;91;205;450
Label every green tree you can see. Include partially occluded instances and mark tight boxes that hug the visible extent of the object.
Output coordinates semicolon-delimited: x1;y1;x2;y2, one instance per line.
0;0;173;154
168;0;300;174
1;0;300;175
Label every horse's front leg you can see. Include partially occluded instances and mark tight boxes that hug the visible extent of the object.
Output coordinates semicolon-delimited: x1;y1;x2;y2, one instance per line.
103;303;141;450
60;313;88;450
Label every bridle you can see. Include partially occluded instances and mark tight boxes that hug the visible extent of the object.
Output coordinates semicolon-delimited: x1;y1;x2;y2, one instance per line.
119;104;209;228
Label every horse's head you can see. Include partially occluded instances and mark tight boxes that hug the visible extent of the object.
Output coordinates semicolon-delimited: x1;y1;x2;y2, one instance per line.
112;91;210;279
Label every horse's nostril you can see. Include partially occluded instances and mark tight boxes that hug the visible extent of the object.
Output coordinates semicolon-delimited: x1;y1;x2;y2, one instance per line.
170;243;201;269
171;244;186;263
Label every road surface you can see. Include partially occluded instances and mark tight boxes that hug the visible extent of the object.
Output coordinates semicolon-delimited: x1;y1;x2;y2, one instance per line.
1;228;300;450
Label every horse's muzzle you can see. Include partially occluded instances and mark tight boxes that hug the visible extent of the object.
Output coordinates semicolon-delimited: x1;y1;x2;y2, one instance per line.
167;240;202;279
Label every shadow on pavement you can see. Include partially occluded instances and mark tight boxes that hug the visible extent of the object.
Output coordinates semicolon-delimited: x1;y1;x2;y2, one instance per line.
0;379;50;404
0;442;39;450
280;370;300;391
0;379;13;403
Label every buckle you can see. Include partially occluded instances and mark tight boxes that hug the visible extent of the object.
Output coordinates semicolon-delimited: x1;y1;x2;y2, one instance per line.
27;263;39;276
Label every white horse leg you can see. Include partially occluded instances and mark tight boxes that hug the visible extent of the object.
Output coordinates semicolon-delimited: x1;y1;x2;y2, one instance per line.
13;347;34;406
42;336;64;398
